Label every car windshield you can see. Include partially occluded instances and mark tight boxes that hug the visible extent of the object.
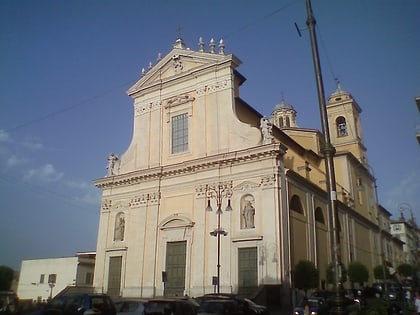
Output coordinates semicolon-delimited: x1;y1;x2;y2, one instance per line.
144;302;173;315
116;301;144;312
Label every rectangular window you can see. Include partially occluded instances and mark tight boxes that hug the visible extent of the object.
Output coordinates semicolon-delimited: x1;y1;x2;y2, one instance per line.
48;274;57;284
40;274;45;284
171;113;188;154
85;272;93;285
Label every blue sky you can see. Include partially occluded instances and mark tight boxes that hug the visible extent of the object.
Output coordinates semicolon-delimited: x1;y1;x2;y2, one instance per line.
1;0;419;270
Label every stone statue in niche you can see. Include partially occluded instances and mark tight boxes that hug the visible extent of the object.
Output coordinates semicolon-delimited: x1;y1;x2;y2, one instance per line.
260;117;273;144
241;197;255;229
114;213;125;241
107;153;119;176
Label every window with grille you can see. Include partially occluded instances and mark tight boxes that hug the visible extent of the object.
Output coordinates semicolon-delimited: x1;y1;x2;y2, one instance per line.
171;113;188;154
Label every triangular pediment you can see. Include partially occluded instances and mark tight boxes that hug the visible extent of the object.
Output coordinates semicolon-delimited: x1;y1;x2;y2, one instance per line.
127;48;238;96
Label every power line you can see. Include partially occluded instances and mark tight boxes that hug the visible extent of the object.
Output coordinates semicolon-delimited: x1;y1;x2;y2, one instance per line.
5;79;136;132
0;172;100;215
222;1;298;39
5;2;298;132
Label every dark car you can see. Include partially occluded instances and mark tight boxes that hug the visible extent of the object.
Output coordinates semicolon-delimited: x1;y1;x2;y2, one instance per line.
115;299;147;315
194;294;269;315
293;296;328;315
197;299;242;315
143;298;198;315
33;293;116;315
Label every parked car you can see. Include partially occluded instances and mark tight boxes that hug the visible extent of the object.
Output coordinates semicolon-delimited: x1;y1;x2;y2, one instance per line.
197;299;243;315
143;298;198;315
194;294;269;315
293;296;328;315
33;293;116;315
115;299;147;315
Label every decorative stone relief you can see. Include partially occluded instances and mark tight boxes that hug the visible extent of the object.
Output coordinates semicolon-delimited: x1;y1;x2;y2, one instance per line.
196;80;229;96
195;185;207;199
102;199;112;211
172;54;183;74
134;100;161;117
164;94;195;109
234;181;260;192
129;192;161;208
261;175;276;188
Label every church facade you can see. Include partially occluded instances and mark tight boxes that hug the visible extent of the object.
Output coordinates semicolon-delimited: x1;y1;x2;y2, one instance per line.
93;38;399;300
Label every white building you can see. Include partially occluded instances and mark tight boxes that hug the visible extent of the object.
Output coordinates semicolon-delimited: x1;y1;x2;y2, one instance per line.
391;218;420;266
92;37;393;306
17;253;95;302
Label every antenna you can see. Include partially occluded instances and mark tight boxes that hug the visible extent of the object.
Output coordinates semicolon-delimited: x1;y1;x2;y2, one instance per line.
294;22;302;37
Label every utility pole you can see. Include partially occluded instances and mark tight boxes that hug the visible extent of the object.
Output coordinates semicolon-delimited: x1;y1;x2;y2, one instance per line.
304;0;345;314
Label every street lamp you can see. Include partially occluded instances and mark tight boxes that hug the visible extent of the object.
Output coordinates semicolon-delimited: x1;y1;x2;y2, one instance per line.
48;282;55;300
205;182;233;293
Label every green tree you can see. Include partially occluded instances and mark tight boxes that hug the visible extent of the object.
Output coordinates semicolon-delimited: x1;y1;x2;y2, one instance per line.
397;263;413;278
0;265;14;291
293;260;319;295
347;261;369;287
373;264;390;280
326;262;347;284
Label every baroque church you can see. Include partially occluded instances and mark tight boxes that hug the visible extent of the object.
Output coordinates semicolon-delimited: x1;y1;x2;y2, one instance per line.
93;38;399;302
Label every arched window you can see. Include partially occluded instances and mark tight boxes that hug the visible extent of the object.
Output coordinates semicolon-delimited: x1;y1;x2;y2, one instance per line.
336;116;348;137
290;195;304;215
315;207;325;224
285;116;291;127
114;212;125;241
278;117;284;128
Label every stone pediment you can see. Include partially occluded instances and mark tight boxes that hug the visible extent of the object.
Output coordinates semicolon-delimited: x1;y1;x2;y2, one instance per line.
127;48;236;97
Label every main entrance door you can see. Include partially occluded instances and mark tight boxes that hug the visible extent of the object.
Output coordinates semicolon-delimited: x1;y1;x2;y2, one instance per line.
165;241;186;297
238;247;257;296
107;256;122;297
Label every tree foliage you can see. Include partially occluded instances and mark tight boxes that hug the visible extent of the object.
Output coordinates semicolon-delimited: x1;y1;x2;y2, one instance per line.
347;261;369;285
0;265;14;291
397;263;413;278
326;262;347;284
373;264;390;280
293;260;319;292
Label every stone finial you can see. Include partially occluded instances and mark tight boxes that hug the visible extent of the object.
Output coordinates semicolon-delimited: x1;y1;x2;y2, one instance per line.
141;67;146;76
148;61;153;69
157;53;162;61
218;39;225;55
198;37;205;52
173;37;186;49
209;38;216;53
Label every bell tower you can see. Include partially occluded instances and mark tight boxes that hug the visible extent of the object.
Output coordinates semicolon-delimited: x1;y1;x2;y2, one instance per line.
327;83;368;164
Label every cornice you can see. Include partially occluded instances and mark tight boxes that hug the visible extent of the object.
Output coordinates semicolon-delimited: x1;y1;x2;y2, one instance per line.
94;144;287;189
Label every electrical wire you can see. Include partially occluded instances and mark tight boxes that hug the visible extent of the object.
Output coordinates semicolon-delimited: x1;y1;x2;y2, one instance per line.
222;0;298;39
5;79;136;132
